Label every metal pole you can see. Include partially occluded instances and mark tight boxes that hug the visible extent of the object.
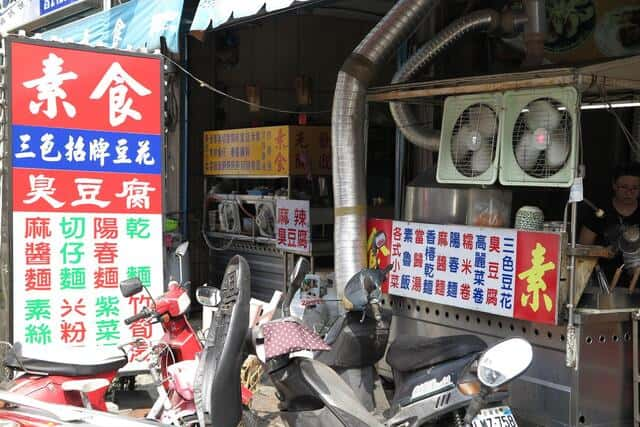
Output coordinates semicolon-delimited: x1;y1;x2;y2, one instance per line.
102;0;110;11
393;42;408;220
565;200;578;368
633;311;640;426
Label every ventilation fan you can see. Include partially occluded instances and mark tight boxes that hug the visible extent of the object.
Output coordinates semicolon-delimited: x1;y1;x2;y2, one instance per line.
218;201;240;233
436;93;502;185
499;87;578;187
255;201;275;237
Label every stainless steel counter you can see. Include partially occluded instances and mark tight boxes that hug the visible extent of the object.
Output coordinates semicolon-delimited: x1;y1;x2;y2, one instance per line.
380;294;636;426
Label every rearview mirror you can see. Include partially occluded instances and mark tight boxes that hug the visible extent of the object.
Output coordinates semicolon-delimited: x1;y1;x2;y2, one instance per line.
477;338;533;388
120;278;143;298
197;285;221;307
175;241;189;258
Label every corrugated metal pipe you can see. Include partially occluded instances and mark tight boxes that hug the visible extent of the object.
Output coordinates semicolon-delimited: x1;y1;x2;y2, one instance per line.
522;0;546;67
390;9;502;150
331;0;439;291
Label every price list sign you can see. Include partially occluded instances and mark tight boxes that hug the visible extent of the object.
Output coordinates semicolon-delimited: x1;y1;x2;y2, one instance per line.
8;38;164;363
368;219;562;325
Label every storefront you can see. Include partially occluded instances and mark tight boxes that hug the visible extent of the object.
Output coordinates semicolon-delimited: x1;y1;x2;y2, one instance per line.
367;57;640;426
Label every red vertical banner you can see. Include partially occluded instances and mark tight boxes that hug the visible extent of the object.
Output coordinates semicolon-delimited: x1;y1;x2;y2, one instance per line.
367;218;393;293
514;231;561;325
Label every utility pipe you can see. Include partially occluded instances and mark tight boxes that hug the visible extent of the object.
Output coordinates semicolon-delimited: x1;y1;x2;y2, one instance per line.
331;0;440;292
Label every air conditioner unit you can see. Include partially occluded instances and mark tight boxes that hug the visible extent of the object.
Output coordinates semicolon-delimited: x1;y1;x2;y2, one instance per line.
498;87;579;187
436;93;502;185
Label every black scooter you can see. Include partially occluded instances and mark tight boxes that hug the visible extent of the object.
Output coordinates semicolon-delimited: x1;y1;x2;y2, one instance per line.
206;260;533;427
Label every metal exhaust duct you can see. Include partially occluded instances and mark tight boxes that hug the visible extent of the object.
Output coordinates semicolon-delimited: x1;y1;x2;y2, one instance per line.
331;0;439;292
390;9;501;151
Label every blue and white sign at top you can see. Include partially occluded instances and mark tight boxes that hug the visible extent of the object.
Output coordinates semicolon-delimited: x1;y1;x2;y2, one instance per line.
40;0;79;16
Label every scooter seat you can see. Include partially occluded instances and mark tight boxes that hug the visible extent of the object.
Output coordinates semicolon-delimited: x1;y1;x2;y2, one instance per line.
4;344;128;376
386;334;486;373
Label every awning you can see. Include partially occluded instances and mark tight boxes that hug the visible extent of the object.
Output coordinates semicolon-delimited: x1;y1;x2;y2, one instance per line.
190;0;325;32
37;0;184;52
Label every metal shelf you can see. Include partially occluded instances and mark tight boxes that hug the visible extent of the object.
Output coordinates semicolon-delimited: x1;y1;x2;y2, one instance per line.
205;231;333;256
209;193;288;203
206;231;276;245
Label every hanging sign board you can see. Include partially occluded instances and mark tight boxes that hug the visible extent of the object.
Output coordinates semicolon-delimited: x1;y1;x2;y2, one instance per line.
276;199;311;255
367;219;562;325
8;37;164;370
203;125;331;177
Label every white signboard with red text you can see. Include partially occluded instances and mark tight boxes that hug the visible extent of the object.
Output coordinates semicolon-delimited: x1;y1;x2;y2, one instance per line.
276;199;311;255
368;219;562;325
9;38;164;367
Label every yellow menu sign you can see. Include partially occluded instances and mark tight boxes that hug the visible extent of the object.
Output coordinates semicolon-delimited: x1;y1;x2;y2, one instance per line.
203;125;331;176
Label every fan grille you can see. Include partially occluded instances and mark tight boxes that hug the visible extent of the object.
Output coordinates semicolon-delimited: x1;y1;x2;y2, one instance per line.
512;97;572;178
450;103;498;178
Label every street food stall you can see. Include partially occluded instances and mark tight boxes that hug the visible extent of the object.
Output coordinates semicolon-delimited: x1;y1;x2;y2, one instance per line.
366;55;640;426
202;125;334;300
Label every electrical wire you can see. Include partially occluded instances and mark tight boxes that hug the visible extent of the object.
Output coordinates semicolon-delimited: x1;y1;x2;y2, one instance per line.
597;85;640;157
162;55;331;115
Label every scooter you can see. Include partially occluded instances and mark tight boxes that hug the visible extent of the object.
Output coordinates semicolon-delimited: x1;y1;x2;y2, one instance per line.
234;262;533;427
0;255;254;427
2;243;253;425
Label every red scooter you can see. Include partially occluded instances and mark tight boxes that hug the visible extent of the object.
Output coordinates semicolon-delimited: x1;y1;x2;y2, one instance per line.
2;242;253;425
2;276;202;410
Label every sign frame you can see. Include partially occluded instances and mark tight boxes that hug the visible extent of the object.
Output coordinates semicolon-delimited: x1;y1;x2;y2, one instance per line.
5;35;166;366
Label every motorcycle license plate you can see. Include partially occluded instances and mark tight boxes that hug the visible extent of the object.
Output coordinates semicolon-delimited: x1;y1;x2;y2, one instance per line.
471;406;518;427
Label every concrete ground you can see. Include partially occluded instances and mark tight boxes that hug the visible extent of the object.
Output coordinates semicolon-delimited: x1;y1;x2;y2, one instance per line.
250;383;285;426
114;375;285;426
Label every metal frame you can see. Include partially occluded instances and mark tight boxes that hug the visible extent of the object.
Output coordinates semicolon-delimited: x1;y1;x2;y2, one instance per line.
367;55;640;103
634;310;640;427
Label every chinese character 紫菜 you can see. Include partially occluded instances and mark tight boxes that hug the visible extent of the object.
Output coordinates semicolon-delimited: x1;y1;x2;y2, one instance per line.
90;62;151;127
23;53;78;119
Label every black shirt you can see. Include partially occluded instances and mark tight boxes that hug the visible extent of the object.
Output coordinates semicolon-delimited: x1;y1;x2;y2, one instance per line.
581;199;640;284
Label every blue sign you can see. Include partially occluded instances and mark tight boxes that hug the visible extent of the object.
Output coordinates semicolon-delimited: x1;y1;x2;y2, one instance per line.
40;0;184;52
40;0;79;16
12;125;162;175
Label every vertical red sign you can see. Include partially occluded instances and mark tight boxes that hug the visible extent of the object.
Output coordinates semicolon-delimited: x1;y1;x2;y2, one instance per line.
9;38;164;371
514;231;561;325
367;218;393;293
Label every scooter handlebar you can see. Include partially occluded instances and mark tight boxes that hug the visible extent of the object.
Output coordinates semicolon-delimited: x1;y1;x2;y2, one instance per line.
124;307;154;325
